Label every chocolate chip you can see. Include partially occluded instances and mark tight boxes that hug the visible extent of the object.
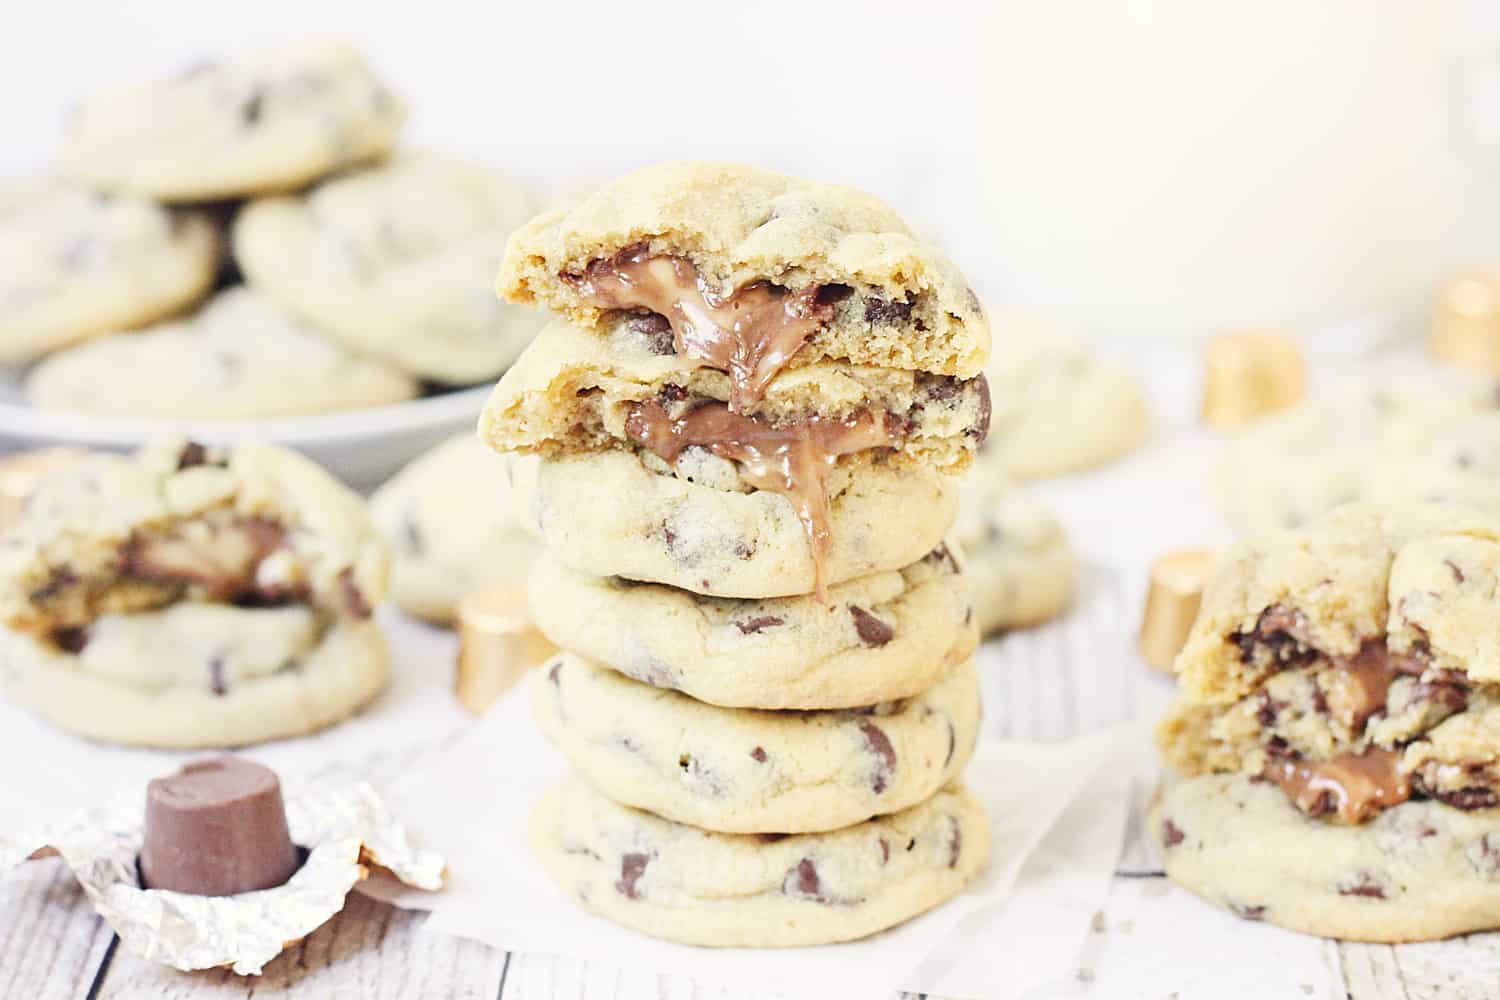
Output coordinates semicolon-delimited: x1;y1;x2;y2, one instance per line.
401;514;424;555
1445;558;1467;584
1162;819;1185;847
858;720;896;794
658;382;690;403
52;626;89;654
734;615;784;635
240;89;264;126
1255;690;1279;728
337;568;372;619
1228;901;1266;921
29;566;77;604
782;858;821;900
944;815;963;868
849;606;894;647
925;543;961;574
208;654;227;696
944;720;957;768
864;293;915;325
750;746;768;763
176;441;210;470
547;661;562;686
971;375;992;445
1337;874;1387;899
757;832;789;843
616;852;650;899
816;284;854;306
1429;786;1498;811
878;838;890;864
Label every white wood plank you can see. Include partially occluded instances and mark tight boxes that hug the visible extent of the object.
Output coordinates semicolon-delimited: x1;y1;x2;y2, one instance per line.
0;857;115;1000
93;892;503;999
1341;936;1500;1000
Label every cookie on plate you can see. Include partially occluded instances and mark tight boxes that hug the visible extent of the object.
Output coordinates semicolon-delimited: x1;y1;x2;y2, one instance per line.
527;541;975;709
24;288;418;420
0;176;217;365
953;468;1073;634
370;434;535;624
59;41;404;202
535;653;979;833
978;317;1148;480
0;439;389;746
1154;502;1500;939
532;775;990;947
236;153;544;382
498;161;989;405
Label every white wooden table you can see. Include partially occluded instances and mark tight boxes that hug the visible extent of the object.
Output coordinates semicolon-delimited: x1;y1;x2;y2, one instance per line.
6;564;1499;999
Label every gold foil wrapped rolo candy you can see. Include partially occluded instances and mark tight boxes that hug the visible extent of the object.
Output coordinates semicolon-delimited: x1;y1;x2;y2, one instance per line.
1200;332;1305;428
1432;272;1500;373
0;447;92;532
455;586;557;714
1139;548;1219;673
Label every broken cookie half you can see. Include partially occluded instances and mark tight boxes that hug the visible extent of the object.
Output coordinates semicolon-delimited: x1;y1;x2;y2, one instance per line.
1154;502;1500;940
0;439;389;747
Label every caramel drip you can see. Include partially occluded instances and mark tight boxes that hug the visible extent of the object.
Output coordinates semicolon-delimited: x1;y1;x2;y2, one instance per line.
1264;746;1411;824
625;400;901;600
567;246;834;412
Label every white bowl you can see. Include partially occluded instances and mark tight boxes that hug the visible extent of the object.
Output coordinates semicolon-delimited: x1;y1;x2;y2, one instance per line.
0;373;491;492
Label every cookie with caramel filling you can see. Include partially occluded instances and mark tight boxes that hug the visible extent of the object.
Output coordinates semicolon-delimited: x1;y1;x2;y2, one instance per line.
0;439;389;745
481;315;988;476
1157;503;1500;833
497;161;988;405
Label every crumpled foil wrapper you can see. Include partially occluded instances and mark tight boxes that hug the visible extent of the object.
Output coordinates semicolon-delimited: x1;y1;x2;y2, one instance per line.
0;780;445;975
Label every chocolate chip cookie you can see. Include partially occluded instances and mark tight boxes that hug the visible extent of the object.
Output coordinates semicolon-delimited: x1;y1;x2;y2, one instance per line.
511;448;958;599
1152;774;1500;942
0;439;389;746
235;152;544;382
536;654;978;833
25;288;418;419
527;542;975;710
59;41;404;202
532;776;990;947
370;434;536;624
954;469;1073;635
0;176;217;365
498;161;989;400
1155;502;1500;938
980;319;1148;480
1214;383;1500;537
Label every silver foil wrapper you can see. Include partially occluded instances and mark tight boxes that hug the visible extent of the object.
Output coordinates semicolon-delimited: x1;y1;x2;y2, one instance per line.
0;780;445;975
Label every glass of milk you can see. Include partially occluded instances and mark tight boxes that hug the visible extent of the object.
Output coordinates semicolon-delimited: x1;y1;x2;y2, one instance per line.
957;0;1463;342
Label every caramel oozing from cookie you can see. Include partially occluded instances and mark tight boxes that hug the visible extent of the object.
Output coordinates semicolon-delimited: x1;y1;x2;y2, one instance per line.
1263;745;1411;824
565;245;837;412
625;400;901;600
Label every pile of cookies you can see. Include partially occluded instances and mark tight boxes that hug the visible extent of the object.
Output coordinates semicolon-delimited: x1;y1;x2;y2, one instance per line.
1154;503;1500;941
5;41;542;417
0;439;389;747
481;161;995;945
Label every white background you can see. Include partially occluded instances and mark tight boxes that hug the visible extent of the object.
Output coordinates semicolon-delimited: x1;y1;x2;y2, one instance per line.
4;0;1498;341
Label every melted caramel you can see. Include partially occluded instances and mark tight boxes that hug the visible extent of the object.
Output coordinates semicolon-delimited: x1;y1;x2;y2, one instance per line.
1328;640;1425;728
566;246;835;412
1264;746;1411;824
625;400;901;600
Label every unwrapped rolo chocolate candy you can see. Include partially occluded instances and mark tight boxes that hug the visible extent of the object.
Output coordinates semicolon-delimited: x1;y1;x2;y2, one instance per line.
1200;332;1305;428
1139;548;1219;673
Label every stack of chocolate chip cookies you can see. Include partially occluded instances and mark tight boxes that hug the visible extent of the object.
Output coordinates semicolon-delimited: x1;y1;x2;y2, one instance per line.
480;162;994;946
